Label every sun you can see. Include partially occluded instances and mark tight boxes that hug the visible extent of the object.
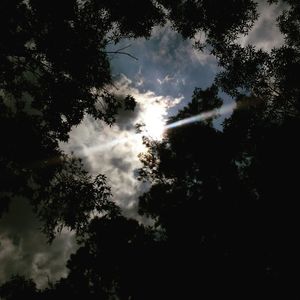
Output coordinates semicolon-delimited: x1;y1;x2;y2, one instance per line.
146;118;165;139
142;104;166;140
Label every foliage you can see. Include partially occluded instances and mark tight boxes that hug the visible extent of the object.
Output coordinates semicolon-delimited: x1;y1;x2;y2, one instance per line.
158;0;258;42
1;0;300;299
0;275;39;300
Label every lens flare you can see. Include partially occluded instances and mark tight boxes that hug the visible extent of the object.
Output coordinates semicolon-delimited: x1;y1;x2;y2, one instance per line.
82;103;236;154
80;134;142;155
165;103;236;130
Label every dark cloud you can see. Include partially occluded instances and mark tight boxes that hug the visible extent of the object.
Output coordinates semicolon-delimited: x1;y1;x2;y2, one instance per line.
110;157;132;173
115;101;142;131
0;197;77;288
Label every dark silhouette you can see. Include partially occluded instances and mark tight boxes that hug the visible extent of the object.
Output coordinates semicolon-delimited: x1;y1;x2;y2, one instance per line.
0;275;39;300
158;0;257;43
1;0;300;299
0;0;165;235
136;0;300;296
0;0;260;240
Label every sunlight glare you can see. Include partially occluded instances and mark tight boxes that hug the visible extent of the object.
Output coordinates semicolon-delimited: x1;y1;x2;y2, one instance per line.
165;102;236;130
82;102;236;155
142;105;166;140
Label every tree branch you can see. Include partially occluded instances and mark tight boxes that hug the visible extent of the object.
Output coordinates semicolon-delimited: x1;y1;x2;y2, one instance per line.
106;51;138;60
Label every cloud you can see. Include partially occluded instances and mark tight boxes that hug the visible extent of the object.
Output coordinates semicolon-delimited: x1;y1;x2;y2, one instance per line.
157;74;175;85
236;0;285;51
108;23;218;109
0;235;22;282
61;75;182;220
3;11;281;288
0;197;77;288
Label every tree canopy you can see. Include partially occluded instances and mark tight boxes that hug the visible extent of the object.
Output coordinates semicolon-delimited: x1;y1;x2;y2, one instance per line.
0;0;260;240
1;0;300;299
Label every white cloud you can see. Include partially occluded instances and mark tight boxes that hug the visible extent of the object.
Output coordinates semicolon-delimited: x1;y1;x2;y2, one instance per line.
157;74;175;85
146;24;218;72
236;0;285;51
61;75;182;219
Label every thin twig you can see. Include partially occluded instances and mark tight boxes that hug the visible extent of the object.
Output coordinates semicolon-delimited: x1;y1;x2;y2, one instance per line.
105;50;138;60
114;44;132;52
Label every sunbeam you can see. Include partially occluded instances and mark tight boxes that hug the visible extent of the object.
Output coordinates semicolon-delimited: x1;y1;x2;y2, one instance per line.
82;103;236;155
79;134;142;155
165;102;236;130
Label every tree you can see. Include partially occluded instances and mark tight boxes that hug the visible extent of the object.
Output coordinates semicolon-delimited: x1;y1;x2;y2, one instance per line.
34;215;163;300
2;0;299;299
136;2;300;290
158;0;258;42
0;275;39;300
0;0;263;238
137;91;299;297
0;0;165;236
211;0;300;120
135;1;300;289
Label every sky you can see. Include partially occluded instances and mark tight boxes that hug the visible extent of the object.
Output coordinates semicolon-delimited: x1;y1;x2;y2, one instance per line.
0;0;285;288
